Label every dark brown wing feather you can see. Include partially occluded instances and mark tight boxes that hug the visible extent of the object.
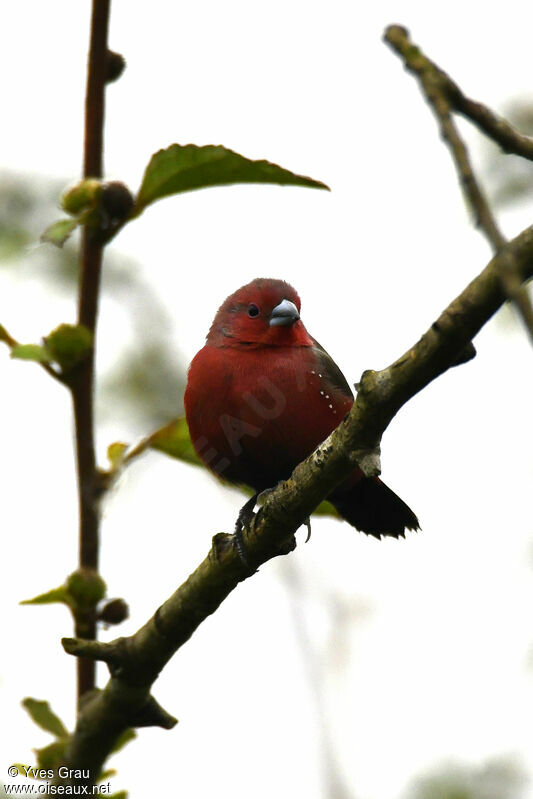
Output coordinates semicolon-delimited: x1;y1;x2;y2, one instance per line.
311;338;354;401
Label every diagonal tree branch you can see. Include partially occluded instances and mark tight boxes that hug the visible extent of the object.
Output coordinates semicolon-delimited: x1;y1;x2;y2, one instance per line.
452;92;533;161
61;224;533;784
384;25;505;251
383;25;533;159
384;24;533;345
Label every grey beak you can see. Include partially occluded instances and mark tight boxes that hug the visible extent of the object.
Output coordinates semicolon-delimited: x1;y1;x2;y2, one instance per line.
269;299;300;327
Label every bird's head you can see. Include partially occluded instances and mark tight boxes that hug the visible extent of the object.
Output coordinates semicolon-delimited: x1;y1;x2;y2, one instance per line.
207;278;313;348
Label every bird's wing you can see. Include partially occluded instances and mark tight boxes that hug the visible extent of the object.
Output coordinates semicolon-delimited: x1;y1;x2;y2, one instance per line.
311;338;354;401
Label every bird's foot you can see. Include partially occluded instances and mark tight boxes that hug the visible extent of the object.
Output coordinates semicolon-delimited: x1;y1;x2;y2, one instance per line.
233;493;259;568
256;482;284;507
259;485;312;543
233;486;310;566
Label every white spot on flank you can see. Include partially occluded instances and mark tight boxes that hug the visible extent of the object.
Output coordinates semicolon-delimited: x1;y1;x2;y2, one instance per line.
325;394;330;399
328;404;333;409
310;370;316;375
320;390;324;395
318;373;323;378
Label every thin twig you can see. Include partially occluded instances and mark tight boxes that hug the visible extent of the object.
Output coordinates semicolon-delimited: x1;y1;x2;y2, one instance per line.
0;326;66;384
70;0;111;704
384;25;533;345
121;434;153;466
447;87;533;162
385;29;533;162
384;25;505;251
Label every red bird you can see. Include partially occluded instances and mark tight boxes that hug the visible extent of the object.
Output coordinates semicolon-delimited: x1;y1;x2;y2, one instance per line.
184;278;419;538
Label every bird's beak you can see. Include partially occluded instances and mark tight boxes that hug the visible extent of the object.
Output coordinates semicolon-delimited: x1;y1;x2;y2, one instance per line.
269;299;300;327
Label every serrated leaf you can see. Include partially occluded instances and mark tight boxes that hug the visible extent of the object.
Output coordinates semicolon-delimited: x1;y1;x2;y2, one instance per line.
149;417;201;465
107;442;128;469
20;585;71;606
134;144;329;215
40;218;79;248
110;728;137;754
44;323;93;371
22;699;68;739
10;343;52;363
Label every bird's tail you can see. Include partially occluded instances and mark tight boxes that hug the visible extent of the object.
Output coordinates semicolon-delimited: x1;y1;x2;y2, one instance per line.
330;477;420;539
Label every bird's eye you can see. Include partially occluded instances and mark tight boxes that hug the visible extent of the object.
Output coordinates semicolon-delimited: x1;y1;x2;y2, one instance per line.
247;304;260;318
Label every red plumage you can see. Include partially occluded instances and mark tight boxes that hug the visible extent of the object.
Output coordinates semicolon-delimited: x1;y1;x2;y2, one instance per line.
184;278;419;538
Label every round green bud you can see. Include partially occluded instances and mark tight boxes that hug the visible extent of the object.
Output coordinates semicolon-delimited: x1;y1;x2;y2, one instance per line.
66;569;106;606
61;179;103;216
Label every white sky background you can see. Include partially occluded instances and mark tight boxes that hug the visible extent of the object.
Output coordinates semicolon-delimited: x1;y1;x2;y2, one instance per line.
1;2;533;798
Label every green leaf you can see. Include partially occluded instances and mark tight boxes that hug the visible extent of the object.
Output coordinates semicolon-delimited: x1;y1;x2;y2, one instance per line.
149;417;201;466
134;144;329;215
10;343;52;363
40;218;79;248
20;585;71;606
44;323;93;371
108;792;128;799
110;728;137;754
22;699;68;739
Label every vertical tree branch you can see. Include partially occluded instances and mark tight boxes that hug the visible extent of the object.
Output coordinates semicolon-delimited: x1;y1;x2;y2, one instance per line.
71;0;111;703
83;0;110;181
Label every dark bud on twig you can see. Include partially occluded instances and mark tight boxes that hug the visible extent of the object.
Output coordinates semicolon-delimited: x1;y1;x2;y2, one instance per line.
101;181;134;225
106;50;126;83
97;597;129;626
